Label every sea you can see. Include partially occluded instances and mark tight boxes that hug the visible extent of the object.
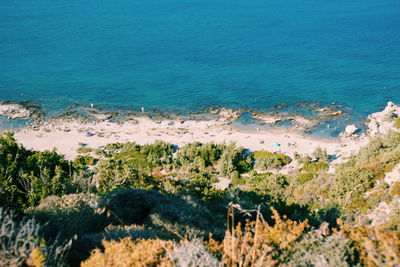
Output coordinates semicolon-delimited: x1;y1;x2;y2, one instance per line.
0;0;399;136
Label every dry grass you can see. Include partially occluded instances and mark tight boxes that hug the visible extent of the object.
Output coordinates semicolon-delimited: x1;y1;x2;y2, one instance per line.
208;206;309;267
81;238;173;267
338;220;400;266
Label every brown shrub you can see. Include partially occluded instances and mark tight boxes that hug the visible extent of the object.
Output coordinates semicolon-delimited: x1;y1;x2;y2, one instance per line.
208;206;309;267
390;182;400;196
81;238;173;267
338;220;400;266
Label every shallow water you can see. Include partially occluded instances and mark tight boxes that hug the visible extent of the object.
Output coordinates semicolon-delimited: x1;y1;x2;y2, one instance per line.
0;117;29;131
1;0;399;122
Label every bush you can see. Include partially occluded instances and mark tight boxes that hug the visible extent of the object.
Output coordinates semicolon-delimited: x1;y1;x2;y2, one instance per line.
0;208;71;267
73;155;97;170
168;239;222;267
296;172;317;184
390;182;400;196
217;144;251;176
301;162;329;172
208;206;309;266
166;172;219;200
0;133;75;209
329;159;375;211
101;141;174;173
339;221;400;266
311;147;329;163
77;146;93;154
286;224;358;267
81;238;173;267
253;151;292;170
94;159;159;193
29;193;108;241
100;189;225;239
174;142;223;172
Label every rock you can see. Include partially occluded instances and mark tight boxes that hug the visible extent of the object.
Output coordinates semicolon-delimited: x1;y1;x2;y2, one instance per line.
366;101;400;136
89;113;112;121
207;108;242;122
252;113;281;125
340;124;358;138
345;124;358;135
0;103;32;120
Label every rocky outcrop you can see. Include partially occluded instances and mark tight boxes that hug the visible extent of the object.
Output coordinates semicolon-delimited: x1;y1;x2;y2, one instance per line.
315;107;344;117
384;163;400;186
208;108;243;123
0;103;32;120
362;197;400;227
340;124;359;138
251;113;282;125
366;101;400;137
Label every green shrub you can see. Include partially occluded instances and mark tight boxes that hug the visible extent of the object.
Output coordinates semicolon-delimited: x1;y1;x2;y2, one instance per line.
0;133;76;209
0;208;72;267
101;189;225;239
253;151;292;170
286;226;358;267
29;193;107;240
217;143;251;176
73;155;97;170
174;142;223;172
94;159;158;193
77;146;93;154
329;159;375;211
301;162;329;172
166;172;219;200
311;147;329;163
296;172;316;184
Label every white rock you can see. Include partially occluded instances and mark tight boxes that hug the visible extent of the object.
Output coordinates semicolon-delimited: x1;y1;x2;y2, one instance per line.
366;101;400;137
0;104;32;119
344;124;358;135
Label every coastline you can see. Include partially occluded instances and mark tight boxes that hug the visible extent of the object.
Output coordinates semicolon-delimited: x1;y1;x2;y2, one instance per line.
10;114;361;162
1;101;399;165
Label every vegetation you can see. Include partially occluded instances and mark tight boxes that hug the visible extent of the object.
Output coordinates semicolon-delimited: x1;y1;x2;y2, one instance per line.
1;132;400;266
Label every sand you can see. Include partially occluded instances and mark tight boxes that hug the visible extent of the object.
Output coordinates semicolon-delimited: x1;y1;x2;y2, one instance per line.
11;116;367;163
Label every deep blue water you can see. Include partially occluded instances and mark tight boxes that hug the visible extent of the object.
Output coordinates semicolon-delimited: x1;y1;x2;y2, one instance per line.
1;0;399;117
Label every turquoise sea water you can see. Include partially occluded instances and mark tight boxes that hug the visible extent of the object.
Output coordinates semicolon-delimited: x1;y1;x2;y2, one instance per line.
1;0;399;119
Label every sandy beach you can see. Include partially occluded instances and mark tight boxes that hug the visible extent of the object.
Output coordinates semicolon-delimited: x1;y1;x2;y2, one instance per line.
0;101;396;167
11;116;362;162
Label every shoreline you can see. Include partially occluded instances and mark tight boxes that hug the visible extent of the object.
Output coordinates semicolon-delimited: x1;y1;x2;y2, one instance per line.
0;100;363;137
10;114;361;162
1;101;399;165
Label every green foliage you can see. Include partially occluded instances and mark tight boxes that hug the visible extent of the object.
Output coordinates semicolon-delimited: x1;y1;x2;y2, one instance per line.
101;189;226;239
101;141;174;172
0;208;72;267
216;143;251;176
311;147;329;163
165;172;220;200
76;146;93;154
286;225;358;266
329;159;375;211
0;133;75;209
296;172;317;184
2;128;400;266
94;158;158;193
253;150;292;170
174;142;223;172
73;155;96;170
301;161;329;172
